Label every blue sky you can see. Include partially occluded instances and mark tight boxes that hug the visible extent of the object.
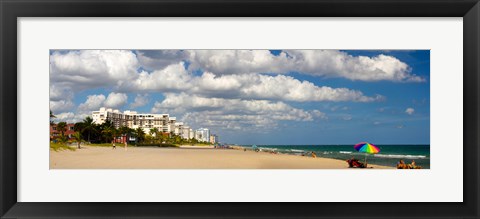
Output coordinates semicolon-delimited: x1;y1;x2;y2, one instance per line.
50;50;429;145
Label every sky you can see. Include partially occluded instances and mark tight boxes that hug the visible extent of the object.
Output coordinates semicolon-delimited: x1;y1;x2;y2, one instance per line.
49;50;430;145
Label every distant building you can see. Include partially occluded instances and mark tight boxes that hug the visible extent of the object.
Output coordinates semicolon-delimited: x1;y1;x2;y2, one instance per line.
91;107;214;141
209;134;218;144
196;128;210;142
181;125;191;139
169;117;176;135
50;123;75;140
92;107;173;134
174;122;184;136
189;129;195;139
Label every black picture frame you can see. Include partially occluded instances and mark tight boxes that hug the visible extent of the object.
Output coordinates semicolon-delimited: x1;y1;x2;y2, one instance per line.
1;0;479;218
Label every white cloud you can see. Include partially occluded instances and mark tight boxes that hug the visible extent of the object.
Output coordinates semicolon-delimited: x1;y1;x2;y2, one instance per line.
405;107;415;115
78;94;106;112
187;50;425;82
151;93;326;131
229;73;383;102
52;112;89;124
49;84;73;102
187;50;291;75
104;92;128;108
77;92;127;113
130;94;150;108
285;50;425;82
49;50;421;110
121;62;192;92
131;50;423;82
49;84;75;114
119;63;381;103
50;50;139;91
136;50;187;71
50;100;75;113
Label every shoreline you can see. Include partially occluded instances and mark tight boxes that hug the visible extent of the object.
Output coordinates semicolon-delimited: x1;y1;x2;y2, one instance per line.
50;145;393;169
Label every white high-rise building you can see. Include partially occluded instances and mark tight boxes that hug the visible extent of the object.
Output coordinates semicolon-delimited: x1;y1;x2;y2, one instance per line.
210;134;219;144
195;128;210;142
92;107;171;134
168;117;176;134
91;108;124;128
181;126;191;139
174;122;183;135
91;108;217;141
189;129;194;139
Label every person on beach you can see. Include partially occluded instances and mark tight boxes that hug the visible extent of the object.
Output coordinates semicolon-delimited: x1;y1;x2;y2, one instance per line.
347;157;357;167
407;160;415;169
311;151;317;158
112;141;116;149
347;157;366;168
397;160;407;169
408;160;422;169
124;140;128;151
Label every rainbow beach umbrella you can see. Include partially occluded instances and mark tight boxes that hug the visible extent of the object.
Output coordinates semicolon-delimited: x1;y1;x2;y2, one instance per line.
354;142;380;164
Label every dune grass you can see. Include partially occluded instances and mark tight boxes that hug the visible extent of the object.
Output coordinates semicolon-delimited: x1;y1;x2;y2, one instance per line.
50;142;76;152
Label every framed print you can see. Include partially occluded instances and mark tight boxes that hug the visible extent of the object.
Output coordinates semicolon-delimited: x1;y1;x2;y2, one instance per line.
1;0;479;218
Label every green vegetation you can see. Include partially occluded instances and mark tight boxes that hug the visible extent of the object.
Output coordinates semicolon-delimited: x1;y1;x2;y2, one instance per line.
56;122;67;137
72;132;83;149
50;110;56;126
50;142;75;151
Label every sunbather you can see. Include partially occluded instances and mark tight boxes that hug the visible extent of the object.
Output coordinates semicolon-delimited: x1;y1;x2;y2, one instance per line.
347;157;367;168
397;160;408;169
408;160;422;169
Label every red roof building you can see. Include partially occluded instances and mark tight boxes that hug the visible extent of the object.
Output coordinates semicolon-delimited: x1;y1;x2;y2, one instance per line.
50;123;75;140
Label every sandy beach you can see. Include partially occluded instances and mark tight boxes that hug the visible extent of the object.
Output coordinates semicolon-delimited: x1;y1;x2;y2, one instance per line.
50;146;393;169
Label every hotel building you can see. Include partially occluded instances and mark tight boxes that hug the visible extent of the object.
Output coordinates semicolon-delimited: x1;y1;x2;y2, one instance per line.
195;128;210;142
91;107;214;141
92;108;175;134
50;123;75;140
209;134;219;144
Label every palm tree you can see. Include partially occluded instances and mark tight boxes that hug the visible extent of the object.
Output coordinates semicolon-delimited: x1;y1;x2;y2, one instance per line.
49;110;56;126
82;116;95;144
56;122;67;137
149;127;158;136
119;126;131;135
135;127;145;143
111;127;119;144
102;126;117;144
100;120;114;143
57;134;68;145
149;127;159;143
72;132;83;149
160;133;168;144
173;134;182;144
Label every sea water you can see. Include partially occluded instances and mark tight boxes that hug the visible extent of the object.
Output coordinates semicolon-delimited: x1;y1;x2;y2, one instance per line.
242;145;430;169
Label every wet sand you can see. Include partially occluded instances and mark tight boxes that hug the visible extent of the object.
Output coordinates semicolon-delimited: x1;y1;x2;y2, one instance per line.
50;146;393;169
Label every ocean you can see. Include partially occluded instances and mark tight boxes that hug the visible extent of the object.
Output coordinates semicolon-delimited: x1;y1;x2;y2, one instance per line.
241;145;430;169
